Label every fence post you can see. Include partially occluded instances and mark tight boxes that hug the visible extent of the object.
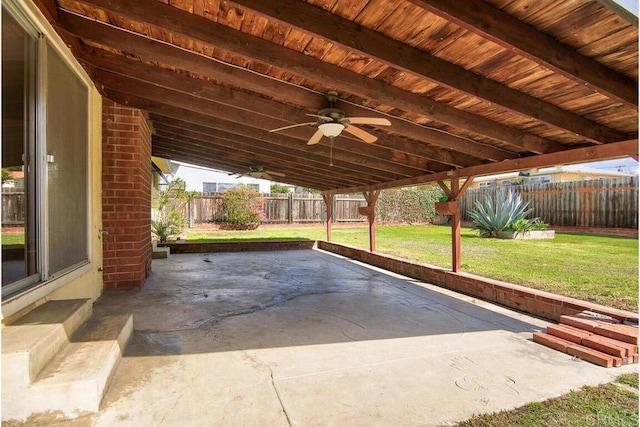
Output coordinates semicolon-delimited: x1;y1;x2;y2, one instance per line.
288;192;294;224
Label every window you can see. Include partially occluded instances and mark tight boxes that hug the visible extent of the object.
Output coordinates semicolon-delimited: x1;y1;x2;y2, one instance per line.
202;182;217;193
2;3;89;297
203;182;259;193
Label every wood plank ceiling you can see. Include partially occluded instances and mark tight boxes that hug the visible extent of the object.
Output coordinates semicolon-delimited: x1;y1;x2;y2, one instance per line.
35;0;638;192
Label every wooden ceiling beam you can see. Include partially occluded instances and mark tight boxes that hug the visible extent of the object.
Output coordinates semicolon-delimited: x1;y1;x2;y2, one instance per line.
322;139;639;195
153;123;378;186
147;112;420;181
58;5;563;154
58;14;512;162
405;0;638;110
78;47;476;169
152;136;354;189
93;70;431;178
102;87;413;181
152;143;333;190
231;0;626;143
154;129;369;188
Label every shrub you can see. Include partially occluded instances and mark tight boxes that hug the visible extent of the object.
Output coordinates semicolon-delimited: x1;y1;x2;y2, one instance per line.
152;178;196;242
220;185;265;229
532;219;549;230
508;217;535;235
469;190;536;238
376;185;443;224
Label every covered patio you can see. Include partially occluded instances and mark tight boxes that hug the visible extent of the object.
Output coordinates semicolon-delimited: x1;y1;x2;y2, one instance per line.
33;0;637;273
38;249;633;426
2;0;637;422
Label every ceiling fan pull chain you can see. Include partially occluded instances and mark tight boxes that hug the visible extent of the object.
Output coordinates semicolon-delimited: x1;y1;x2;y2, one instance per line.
330;137;334;167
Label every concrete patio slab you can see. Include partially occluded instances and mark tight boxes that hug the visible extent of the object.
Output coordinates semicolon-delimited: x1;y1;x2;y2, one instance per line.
16;248;635;426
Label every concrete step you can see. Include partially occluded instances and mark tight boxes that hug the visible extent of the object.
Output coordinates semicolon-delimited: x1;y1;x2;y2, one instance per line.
2;302;134;421
30;341;121;414
2;299;92;387
153;246;170;259
73;314;133;354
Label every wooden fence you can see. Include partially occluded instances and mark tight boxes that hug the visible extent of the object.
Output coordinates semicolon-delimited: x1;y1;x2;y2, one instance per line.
3;178;638;228
189;193;367;224
459;177;638;229
1;191;25;226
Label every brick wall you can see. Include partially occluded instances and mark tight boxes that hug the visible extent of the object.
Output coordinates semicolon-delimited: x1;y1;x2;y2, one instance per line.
317;241;638;323
102;99;152;289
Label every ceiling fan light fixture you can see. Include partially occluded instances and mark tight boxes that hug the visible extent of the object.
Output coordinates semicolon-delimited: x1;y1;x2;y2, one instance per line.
318;122;345;138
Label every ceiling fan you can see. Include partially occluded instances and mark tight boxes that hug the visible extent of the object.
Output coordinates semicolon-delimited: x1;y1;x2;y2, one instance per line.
269;91;391;145
231;165;286;181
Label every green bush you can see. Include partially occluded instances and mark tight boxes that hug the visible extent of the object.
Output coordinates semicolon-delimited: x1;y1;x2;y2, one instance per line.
376;185;443;223
220;186;265;228
469;190;536;238
152;178;196;242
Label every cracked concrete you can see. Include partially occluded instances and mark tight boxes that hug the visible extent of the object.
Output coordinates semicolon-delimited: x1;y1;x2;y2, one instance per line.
18;248;635;426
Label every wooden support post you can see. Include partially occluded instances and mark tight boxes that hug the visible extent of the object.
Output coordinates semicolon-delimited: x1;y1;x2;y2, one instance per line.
446;176;474;272
322;194;334;242
451;178;461;272
362;190;380;252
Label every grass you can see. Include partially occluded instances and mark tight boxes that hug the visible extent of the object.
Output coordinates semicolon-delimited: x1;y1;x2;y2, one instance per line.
454;374;638;427
1;232;25;248
185;224;639;311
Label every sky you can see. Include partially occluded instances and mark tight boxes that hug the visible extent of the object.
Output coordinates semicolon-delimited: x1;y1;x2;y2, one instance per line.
568;157;638;174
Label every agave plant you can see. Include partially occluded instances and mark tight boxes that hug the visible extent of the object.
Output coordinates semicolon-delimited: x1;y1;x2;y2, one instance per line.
469;190;535;238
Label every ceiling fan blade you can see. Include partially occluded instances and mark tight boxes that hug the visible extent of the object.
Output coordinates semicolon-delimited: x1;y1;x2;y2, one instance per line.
344;125;377;143
266;170;286;177
345;117;391;126
306;113;332;122
270;122;317;132
307;128;324;145
261;172;273;180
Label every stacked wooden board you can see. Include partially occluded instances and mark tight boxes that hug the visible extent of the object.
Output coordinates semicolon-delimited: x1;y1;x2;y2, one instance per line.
533;312;638;368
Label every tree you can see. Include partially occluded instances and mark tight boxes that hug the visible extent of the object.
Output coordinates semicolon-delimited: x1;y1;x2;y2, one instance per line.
152;177;197;242
2;168;13;185
270;183;290;194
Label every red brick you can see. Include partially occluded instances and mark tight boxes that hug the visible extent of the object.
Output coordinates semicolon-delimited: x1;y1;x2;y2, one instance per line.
547;324;593;344
560;315;599;332
102;99;152;290
582;335;636;358
566;344;622;368
533;332;572;353
593;324;638;345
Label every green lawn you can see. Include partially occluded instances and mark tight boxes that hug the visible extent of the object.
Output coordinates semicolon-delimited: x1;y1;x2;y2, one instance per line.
186;224;639;311
455;374;638;427
1;232;25;248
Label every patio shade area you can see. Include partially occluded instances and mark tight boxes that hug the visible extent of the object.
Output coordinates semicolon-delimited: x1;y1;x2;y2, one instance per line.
34;0;638;192
49;249;635;426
